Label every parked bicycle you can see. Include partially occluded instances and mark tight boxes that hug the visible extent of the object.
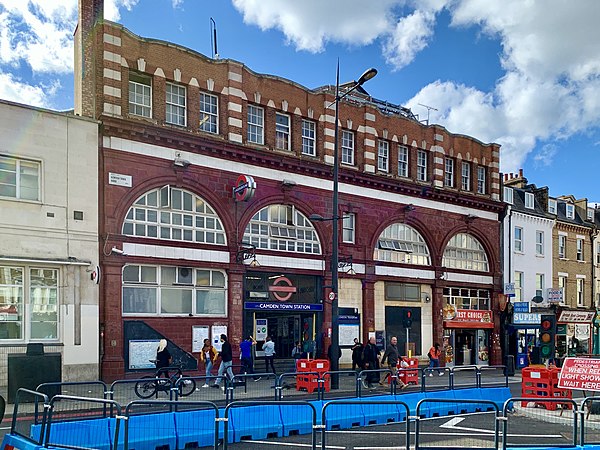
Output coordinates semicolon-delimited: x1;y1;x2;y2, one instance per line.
134;360;196;398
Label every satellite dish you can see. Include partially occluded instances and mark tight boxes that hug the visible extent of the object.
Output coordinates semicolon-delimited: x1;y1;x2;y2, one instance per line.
531;296;544;304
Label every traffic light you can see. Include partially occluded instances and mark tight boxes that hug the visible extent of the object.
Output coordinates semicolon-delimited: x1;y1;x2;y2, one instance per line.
402;310;413;328
540;314;556;360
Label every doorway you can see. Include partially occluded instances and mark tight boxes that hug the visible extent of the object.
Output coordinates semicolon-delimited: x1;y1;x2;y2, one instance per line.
385;306;422;356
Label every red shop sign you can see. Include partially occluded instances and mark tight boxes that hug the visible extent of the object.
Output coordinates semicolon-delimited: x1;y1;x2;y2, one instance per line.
444;309;494;329
558;357;600;391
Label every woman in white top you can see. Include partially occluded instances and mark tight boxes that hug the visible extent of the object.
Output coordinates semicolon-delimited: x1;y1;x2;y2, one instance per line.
262;336;276;374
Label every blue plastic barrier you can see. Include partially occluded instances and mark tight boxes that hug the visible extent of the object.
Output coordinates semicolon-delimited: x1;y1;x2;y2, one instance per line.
479;386;511;410
113;412;176;450
321;400;364;430
359;395;400;425
2;433;43;450
173;409;225;449
229;404;283;442
396;392;427;417
31;418;112;450
279;403;315;436
454;388;485;413
424;390;457;417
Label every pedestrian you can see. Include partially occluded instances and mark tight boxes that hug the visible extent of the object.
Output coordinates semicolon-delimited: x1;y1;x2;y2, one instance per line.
380;336;407;389
199;338;217;387
361;336;380;389
427;342;442;376
351;338;363;371
240;335;261;380
155;339;171;378
327;343;342;362
262;336;276;374
213;334;234;391
291;341;305;359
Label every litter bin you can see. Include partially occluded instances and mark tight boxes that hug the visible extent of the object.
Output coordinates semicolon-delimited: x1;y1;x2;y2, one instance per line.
8;343;61;403
504;355;515;377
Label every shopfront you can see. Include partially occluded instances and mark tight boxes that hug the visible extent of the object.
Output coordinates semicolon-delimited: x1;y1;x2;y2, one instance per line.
512;310;542;368
243;272;322;358
556;310;595;359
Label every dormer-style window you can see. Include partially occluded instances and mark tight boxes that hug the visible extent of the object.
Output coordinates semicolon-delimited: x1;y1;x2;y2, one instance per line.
525;192;534;209
548;199;557;214
504;187;513;204
587;208;594;221
566;204;575;219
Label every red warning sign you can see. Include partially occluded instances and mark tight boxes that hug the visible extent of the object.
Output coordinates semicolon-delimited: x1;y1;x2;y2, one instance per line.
558;357;600;391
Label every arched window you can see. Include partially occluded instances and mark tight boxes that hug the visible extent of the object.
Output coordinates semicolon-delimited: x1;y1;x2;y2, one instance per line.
122;186;226;245
442;233;489;272
243;204;321;254
374;223;431;265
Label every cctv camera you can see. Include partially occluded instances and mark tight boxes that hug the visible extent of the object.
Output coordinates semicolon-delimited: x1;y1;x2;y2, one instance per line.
111;247;125;255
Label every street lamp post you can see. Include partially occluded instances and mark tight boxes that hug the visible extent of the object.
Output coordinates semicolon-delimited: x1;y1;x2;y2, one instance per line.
328;62;377;388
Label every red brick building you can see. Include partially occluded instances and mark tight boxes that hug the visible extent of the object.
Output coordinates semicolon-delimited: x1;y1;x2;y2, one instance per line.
77;0;504;380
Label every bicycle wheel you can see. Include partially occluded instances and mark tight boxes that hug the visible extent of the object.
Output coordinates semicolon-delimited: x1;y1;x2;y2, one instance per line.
178;377;196;397
135;376;158;399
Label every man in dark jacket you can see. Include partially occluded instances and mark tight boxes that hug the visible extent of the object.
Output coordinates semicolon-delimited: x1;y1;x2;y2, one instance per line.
380;336;406;389
362;336;380;388
351;338;363;371
213;334;234;391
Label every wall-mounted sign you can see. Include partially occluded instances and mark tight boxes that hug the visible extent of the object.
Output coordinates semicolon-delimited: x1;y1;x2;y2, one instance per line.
513;312;541;325
444;309;494;329
244;302;323;311
513;302;530;314
268;276;297;301
233;174;256;202
547;288;563;304
504;283;515;296
255;319;268;340
559;310;595;323
109;172;132;187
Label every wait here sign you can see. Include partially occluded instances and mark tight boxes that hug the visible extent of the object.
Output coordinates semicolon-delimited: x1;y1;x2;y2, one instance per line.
558;357;600;391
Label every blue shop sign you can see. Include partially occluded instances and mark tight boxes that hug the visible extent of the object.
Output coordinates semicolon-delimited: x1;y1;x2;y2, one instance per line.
245;302;323;311
513;302;530;314
513;312;541;325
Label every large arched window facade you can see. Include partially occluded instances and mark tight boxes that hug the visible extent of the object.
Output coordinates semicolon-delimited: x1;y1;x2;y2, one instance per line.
122;185;227;245
442;233;489;272
243;204;321;254
374;223;431;265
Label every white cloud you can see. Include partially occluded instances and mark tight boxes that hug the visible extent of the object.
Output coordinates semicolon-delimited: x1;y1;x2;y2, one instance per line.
0;71;54;107
382;9;437;69
105;0;140;21
533;144;558;168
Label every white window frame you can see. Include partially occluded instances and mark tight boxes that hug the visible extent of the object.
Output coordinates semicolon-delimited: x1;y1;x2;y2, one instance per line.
535;273;545;299
417;150;427;182
566;204;575;219
504;187;513;204
514;271;523;301
577;278;584;307
514;227;523;252
374;223;431;266
535;230;544;256
477;166;486;194
548;199;557;214
341;130;354;165
596;242;600;265
165;82;187;127
301;120;316;156
397;145;408;177
461;161;471;191
587;208;594;221
275;113;291;151
128;76;152;118
442;233;489;272
378;141;389;172
558;235;567;258
342;213;355;244
525;192;534;209
247;105;264;145
199;92;218;134
558;276;567;304
0;155;41;201
444;158;454;187
576;238;584;261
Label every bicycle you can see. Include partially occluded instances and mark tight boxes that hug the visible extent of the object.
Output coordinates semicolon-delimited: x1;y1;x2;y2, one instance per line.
134;360;197;398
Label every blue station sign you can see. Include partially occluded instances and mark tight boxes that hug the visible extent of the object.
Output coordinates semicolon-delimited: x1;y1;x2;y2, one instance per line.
244;302;323;311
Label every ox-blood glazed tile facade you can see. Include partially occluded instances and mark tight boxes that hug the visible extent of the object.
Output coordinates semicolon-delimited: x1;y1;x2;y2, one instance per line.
77;0;504;381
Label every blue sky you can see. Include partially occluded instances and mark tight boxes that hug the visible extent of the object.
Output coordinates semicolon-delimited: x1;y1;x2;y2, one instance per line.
1;0;599;202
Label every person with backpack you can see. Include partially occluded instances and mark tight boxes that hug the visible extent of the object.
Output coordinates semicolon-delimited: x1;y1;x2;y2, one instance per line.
427;342;442;376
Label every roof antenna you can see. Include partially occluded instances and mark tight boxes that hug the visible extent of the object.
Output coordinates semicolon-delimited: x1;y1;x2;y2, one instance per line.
418;103;438;125
210;18;219;59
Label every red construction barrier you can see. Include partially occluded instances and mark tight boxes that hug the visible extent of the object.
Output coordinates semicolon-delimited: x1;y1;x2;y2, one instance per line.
397;357;419;385
521;365;572;410
296;359;330;393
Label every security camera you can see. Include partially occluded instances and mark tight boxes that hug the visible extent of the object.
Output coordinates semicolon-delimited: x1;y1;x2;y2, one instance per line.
111;247;126;256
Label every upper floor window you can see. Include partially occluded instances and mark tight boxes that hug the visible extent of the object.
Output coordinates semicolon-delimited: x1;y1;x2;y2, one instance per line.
301;120;316;156
374;223;431;266
596;242;600;265
0;155;40;201
577;278;584;307
525;192;534;209
444;158;454;187
128;72;152;118
398;146;408;177
548;199;557;214
558;234;567;258
417;150;427;182
504;187;513;204
244;204;321;254
514;227;523;252
165;83;186;127
122;186;226;245
566;203;574;219
199;92;218;134
535;273;545;298
122;265;227;316
443;287;490;310
378;141;389;172
535;230;544;256
587;208;594;221
341;130;354;165
461;162;471;191
558;276;567;303
514;271;523;301
442;233;489;272
477;166;486;194
275;113;290;150
247;105;264;145
577;238;584;261
343;213;355;244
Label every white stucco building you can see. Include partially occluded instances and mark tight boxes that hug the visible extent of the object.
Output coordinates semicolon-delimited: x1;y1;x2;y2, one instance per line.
0;100;100;389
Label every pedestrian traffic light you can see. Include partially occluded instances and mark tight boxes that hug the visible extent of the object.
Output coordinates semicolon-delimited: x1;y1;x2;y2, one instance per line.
403;310;412;328
540;314;556;360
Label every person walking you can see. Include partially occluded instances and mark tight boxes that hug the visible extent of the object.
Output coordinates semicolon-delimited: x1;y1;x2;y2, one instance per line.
380;336;407;389
240;335;260;381
351;338;363;371
362;336;380;389
262;336;276;374
155;339;171;378
213;334;234;391
199;338;217;387
427;343;442;376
